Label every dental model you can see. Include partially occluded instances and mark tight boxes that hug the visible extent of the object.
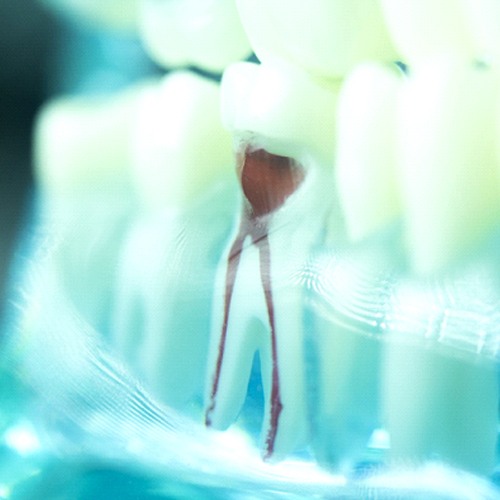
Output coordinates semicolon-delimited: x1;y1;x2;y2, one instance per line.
204;61;340;459
112;71;236;408
138;0;252;73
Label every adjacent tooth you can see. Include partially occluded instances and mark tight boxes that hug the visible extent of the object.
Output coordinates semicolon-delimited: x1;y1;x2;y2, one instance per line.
397;57;500;275
460;0;500;64
335;62;403;242
235;0;398;80
138;0;252;72
130;71;234;211
220;61;341;162
112;72;236;407
41;0;139;31
379;0;475;66
34;82;152;198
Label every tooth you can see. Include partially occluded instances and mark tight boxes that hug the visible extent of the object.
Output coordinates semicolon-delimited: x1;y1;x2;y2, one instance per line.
379;0;475;66
335;62;403;242
460;0;500;64
220;61;341;162
235;0;398;79
130;71;234;210
397;58;500;275
205;62;338;458
34;82;151;197
138;0;252;72
383;58;500;474
112;72;235;406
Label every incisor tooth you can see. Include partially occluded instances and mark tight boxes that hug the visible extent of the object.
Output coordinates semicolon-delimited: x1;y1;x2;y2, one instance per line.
380;0;475;66
335;62;403;242
397;58;500;275
131;72;233;211
236;0;398;79
138;0;252;72
220;62;340;162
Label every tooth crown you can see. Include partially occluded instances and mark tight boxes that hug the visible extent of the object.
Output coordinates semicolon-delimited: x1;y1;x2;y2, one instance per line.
131;71;234;211
139;0;252;72
236;0;398;80
221;62;340;164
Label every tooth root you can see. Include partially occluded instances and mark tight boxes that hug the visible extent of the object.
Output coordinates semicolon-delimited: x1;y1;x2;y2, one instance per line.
236;0;398;79
382;342;498;474
220;61;340;163
138;0;252;72
380;0;475;65
335;62;403;242
131;71;233;211
398;58;500;275
460;0;500;64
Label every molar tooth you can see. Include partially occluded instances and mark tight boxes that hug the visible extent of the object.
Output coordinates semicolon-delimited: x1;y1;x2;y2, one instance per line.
113;72;236;407
205;146;333;459
236;0;398;80
335;62;403;242
220;62;340;162
397;58;500;275
130;71;234;211
379;0;475;66
138;0;252;72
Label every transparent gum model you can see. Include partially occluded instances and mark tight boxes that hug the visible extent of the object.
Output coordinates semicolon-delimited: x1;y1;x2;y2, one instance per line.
3;1;500;498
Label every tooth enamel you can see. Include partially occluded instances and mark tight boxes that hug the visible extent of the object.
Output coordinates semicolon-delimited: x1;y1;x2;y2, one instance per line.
220;62;340;162
34;83;151;197
379;0;475;65
335;62;403;242
235;0;398;79
205;144;334;458
397;58;500;275
130;72;234;211
138;0;252;72
460;0;500;64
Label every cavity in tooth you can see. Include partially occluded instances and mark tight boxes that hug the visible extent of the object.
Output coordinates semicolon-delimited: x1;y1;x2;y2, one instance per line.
235;0;398;80
379;0;475;66
397;57;500;275
138;0;252;72
205;147;311;459
335;62;403;242
130;71;234;211
460;0;500;64
113;72;235;407
220;61;341;162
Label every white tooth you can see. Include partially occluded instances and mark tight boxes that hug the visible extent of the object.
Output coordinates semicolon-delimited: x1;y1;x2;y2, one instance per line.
130;71;234;211
112;72;236;406
382;341;498;474
138;0;252;72
460;0;500;64
220;62;340;162
41;0;139;31
236;0;398;79
335;62;403;242
34;82;152;198
205;145;334;458
379;0;475;66
397;57;500;275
